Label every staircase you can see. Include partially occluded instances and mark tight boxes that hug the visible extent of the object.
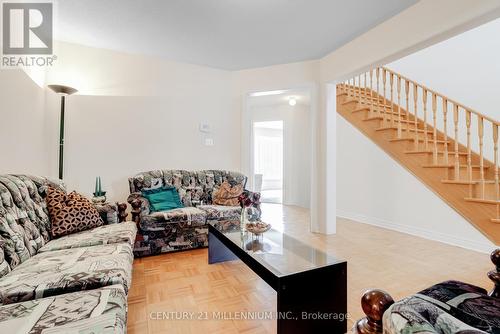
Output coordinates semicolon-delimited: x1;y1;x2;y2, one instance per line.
337;67;500;245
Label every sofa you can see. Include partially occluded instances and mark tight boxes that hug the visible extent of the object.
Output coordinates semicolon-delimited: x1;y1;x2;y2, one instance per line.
127;169;260;257
354;248;500;334
0;174;136;333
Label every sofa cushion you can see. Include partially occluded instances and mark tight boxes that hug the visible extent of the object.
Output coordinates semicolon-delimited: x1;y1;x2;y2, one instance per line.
0;243;133;305
140;207;207;231
0;284;126;333
38;221;137;253
46;187;104;238
197;205;241;221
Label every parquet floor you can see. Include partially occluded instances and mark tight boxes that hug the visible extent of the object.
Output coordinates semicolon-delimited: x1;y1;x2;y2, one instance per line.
127;204;493;333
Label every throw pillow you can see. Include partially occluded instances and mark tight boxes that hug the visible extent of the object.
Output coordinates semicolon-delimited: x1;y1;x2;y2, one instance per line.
213;181;243;206
46;187;104;238
142;186;183;212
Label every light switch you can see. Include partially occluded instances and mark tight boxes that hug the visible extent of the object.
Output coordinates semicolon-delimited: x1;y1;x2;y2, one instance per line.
199;122;211;133
204;138;214;146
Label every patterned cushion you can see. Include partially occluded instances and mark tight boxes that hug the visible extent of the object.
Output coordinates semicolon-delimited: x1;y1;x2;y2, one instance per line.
197;205;241;221
212;181;243;206
0;243;133;305
0;237;11;278
46;187;104;238
140;207;207;231
384;280;500;334
38;221;137;253
0;285;126;333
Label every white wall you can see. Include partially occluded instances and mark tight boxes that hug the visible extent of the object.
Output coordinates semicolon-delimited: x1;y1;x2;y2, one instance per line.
0;70;49;176
387;18;500;121
336;114;495;253
387;18;500;161
43;42;238;202
248;102;311;208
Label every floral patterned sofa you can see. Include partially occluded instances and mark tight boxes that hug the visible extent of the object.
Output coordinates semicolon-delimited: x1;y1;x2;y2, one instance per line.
354;249;500;334
0;174;137;333
127;169;260;257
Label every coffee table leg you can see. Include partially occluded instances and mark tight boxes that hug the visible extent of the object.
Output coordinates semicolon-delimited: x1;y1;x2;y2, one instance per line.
277;262;347;334
208;230;238;264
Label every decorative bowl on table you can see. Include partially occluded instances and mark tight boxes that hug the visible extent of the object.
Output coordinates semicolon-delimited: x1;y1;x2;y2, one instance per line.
245;221;271;235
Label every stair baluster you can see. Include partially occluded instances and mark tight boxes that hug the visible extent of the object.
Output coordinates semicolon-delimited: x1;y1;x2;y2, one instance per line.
443;98;449;165
370;69;374;116
423;89;428;151
494;123;499;219
397;76;402;139
390;73;394;128
363;72;367;105
478;116;485;199
453;104;460;181
405;80;410;136
413;84;419;151
466;110;472;197
432;93;438;165
382;69;387;126
356;75;360;100
376;68;380;117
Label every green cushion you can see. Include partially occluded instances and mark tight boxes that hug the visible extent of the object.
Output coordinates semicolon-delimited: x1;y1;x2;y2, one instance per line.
142;187;183;212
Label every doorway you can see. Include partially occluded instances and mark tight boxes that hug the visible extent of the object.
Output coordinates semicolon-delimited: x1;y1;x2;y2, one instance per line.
244;87;312;208
253;121;284;203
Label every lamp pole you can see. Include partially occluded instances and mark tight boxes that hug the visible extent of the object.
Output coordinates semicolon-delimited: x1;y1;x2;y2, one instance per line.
58;95;66;179
48;84;78;180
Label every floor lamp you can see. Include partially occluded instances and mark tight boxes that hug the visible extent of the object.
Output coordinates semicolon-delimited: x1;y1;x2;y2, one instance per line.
48;84;78;180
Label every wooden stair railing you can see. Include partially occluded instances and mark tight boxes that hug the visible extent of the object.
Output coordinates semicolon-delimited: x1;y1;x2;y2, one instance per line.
337;67;500;244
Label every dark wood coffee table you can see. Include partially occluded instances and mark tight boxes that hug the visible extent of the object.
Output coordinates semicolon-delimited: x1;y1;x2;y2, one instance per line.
208;222;347;334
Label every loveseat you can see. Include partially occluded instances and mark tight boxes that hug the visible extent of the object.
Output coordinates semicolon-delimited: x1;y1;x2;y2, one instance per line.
127;169;260;257
354;248;500;334
0;174;136;333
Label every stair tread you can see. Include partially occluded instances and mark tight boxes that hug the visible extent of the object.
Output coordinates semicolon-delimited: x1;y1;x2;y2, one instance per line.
376;127;433;133
441;179;498;185
405;150;468;156
422;164;490;169
465;197;500;205
389;137;450;143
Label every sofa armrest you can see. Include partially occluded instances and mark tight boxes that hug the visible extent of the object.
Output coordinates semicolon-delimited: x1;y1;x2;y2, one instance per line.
127;192;150;224
93;202;128;224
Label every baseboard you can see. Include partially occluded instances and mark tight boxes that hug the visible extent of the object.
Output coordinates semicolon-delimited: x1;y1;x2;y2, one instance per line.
337;210;495;254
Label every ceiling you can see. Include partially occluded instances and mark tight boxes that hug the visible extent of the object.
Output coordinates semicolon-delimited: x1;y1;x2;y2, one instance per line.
55;0;418;70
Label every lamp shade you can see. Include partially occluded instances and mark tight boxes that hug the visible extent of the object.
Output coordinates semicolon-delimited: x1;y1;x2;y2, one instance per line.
48;84;78;95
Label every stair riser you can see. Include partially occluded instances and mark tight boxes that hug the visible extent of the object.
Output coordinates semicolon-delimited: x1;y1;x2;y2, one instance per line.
440;169;492;181
422;154;469;165
471;183;500;200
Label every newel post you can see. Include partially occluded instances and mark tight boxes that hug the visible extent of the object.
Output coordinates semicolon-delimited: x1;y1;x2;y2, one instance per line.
353;289;394;334
488;249;500;298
